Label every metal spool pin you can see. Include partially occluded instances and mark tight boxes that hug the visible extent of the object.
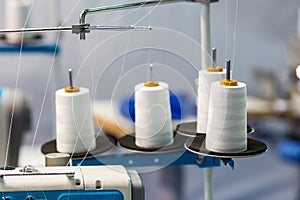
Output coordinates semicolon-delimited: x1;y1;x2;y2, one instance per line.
65;69;80;93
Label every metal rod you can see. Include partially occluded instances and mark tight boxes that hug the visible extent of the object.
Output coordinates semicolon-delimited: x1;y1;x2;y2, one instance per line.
149;64;154;82
79;0;183;24
68;69;73;88
202;3;213;200
78;0;218;39
0;171;75;178
201;3;211;69
204;168;214;200
79;0;182;39
0;25;149;34
212;48;216;68
89;25;151;31
226;59;231;80
0;26;72;34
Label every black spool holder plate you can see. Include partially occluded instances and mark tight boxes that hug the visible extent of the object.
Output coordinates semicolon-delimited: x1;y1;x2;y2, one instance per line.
118;132;187;154
185;134;267;158
41;135;114;159
176;121;254;137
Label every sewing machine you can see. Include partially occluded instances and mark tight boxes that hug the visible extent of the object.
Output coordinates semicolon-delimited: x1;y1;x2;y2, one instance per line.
0;165;144;200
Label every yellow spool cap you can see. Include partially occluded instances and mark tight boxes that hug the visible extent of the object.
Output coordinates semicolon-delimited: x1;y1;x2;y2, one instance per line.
65;86;80;93
144;81;159;87
220;79;238;86
207;67;223;72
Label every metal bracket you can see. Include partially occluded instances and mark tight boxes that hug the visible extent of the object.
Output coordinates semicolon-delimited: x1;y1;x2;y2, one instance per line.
72;24;91;35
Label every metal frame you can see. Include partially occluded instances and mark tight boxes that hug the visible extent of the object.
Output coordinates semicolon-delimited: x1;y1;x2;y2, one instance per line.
72;149;233;169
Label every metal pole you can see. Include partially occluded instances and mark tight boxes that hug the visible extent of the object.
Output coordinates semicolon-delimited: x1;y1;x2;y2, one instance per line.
204;168;214;200
200;3;211;69
201;2;214;200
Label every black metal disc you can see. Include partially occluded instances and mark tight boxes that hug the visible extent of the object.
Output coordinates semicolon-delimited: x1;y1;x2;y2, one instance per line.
185;134;267;158
118;133;187;153
176;121;254;137
41;135;114;159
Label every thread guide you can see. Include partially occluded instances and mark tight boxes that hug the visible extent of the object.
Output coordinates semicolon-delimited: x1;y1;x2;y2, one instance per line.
65;69;80;93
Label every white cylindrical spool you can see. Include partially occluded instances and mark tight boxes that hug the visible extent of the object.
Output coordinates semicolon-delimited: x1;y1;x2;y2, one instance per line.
55;87;96;153
206;82;247;153
135;82;173;148
197;70;225;133
4;0;32;44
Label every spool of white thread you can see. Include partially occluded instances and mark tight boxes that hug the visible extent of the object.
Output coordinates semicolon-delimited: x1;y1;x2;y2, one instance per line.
197;69;225;133
55;87;96;153
206;81;247;153
135;82;173;148
4;0;32;44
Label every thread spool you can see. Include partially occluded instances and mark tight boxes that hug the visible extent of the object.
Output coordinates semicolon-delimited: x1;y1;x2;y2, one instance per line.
56;69;96;153
197;48;225;133
135;81;173;148
45;153;70;166
55;87;96;153
205;81;247;153
4;0;32;44
197;70;225;133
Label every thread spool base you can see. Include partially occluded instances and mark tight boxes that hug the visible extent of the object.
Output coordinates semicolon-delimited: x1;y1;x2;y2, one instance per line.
184;134;267;158
0;33;43;45
144;81;159;87
220;79;238;86
207;67;223;72
41;135;114;159
64;86;80;93
176;121;254;137
118;133;186;153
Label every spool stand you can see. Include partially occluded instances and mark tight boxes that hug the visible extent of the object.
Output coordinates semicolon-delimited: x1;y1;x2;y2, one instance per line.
38;1;268;200
41;133;225;168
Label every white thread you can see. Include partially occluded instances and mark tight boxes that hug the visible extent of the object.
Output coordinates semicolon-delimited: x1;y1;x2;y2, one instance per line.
206;81;247;153
197;70;225;133
135;82;173;148
56;87;96;153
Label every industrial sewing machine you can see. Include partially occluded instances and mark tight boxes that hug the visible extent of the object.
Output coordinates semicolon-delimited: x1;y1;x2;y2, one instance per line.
0;165;143;200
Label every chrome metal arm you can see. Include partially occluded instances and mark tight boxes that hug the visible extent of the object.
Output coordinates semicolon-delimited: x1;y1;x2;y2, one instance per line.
78;0;218;40
0;25;150;34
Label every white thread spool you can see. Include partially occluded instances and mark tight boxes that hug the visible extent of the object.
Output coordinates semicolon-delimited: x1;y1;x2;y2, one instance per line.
206;81;247;153
197;69;225;133
55;87;96;153
135;82;173;148
4;0;32;44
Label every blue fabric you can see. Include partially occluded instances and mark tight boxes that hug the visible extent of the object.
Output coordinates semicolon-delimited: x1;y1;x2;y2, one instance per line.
278;139;300;163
